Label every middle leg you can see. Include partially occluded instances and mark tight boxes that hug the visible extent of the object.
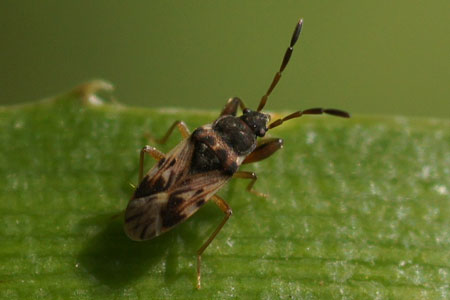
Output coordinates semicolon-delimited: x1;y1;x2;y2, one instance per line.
233;171;267;198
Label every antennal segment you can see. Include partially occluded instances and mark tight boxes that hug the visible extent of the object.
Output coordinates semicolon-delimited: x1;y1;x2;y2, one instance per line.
268;107;350;130
257;19;303;112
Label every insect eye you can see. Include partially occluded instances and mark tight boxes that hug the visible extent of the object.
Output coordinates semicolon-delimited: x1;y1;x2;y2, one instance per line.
243;108;250;114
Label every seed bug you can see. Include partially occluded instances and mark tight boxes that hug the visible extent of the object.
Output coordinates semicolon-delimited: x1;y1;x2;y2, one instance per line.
124;19;349;288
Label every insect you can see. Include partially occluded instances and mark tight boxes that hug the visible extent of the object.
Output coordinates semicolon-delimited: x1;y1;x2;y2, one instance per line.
124;19;349;288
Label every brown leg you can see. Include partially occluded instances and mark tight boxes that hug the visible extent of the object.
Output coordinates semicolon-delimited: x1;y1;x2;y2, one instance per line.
154;120;191;144
138;146;165;183
242;138;284;164
233;171;267;198
196;195;232;289
118;146;165;219
141;121;190;181
220;97;247;116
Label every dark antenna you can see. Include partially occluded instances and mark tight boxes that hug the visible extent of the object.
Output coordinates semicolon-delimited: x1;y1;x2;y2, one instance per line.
257;19;303;112
268;108;350;130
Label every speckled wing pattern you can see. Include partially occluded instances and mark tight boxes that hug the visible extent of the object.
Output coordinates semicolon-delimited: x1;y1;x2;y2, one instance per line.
124;138;230;241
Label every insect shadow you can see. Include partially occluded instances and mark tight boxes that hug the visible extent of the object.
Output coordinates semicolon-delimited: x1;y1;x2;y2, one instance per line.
76;206;221;289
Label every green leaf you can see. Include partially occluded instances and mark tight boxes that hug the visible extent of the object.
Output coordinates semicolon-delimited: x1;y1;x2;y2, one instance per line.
1;82;449;299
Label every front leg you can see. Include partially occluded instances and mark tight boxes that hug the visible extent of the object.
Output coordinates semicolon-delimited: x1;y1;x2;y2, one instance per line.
242;137;284;164
220;97;247;116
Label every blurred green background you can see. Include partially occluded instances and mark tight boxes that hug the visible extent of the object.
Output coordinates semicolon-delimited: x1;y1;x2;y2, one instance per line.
1;1;449;118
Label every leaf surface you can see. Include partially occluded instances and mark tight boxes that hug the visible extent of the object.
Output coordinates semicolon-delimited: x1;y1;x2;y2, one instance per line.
1;84;449;299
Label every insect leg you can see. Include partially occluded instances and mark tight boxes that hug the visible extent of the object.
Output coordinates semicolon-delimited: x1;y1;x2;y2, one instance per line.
242;137;284;164
196;194;232;289
155;120;191;144
220;97;247;116
233;171;268;198
139;146;165;183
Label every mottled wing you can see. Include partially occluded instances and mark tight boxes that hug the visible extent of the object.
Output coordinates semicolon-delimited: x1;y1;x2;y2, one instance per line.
133;138;194;199
124;192;170;241
125;170;229;241
124;138;193;241
124;138;231;241
160;170;230;231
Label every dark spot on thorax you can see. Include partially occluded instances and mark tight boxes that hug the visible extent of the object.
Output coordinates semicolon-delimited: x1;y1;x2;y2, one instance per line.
215;148;238;175
189;141;222;174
